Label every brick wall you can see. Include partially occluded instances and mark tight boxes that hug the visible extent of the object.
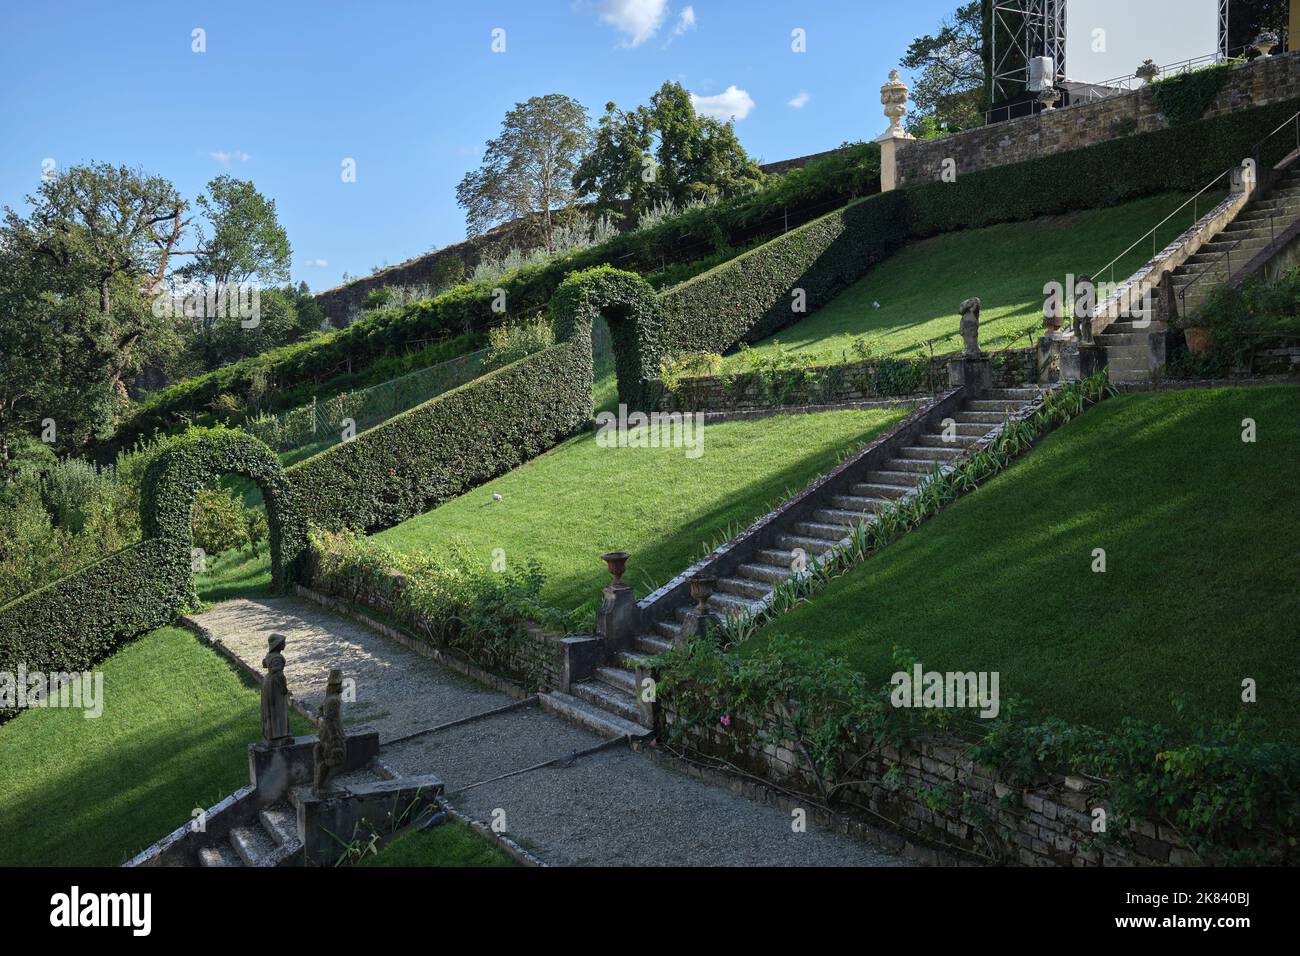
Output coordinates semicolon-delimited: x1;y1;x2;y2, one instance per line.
658;349;1038;413
897;53;1300;189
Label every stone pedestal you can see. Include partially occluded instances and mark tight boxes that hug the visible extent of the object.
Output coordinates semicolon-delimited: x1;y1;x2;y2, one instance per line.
677;607;724;646
596;584;639;653
295;773;444;866
874;127;916;192
1060;344;1108;382
947;355;992;393
248;732;380;807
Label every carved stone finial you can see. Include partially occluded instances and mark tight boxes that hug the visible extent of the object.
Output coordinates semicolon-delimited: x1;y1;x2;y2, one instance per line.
959;297;982;357
881;69;909;133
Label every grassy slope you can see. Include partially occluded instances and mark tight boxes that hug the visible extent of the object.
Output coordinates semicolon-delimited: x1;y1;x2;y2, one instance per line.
725;191;1212;367
358;820;519;867
0;626;311;867
743;387;1300;741
377;408;906;614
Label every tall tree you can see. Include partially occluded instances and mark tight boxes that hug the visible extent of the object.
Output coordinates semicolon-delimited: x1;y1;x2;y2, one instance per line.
902;1;986;134
456;94;591;252
573;81;762;222
1228;0;1289;53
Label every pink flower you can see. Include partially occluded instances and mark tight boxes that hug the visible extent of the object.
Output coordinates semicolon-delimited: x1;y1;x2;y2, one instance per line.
719;715;732;728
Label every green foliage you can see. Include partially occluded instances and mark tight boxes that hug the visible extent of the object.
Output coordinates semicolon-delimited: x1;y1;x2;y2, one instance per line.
901;1;986;134
1151;64;1235;127
657;191;911;356
482;318;555;373
658;351;722;397
191;487;258;556
286;338;591;533
1172;266;1300;376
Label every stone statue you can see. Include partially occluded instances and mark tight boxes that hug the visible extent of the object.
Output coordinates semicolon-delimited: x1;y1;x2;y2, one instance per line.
260;633;291;745
1072;274;1095;346
312;668;348;791
959;297;982;356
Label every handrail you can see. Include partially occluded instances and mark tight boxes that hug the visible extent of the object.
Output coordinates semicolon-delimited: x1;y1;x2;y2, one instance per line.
1177;210;1279;318
1090;169;1231;285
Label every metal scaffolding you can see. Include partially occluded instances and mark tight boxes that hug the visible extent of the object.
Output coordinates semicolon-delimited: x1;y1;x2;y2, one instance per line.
990;0;1066;103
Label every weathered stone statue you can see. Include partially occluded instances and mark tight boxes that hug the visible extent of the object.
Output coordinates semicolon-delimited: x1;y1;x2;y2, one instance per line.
260;633;291;746
959;297;982;356
312;668;348;792
1072;274;1096;345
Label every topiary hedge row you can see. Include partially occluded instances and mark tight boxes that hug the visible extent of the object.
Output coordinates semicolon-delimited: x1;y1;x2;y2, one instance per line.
0;427;303;725
656;190;910;357
287;339;593;533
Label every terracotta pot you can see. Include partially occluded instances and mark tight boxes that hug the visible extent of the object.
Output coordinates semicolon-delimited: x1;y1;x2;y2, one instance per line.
1183;326;1213;354
689;575;717;611
1043;314;1064;332
601;551;630;587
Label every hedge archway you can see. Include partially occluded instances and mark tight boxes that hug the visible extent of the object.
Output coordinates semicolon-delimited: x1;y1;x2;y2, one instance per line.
551;266;662;411
141;427;307;591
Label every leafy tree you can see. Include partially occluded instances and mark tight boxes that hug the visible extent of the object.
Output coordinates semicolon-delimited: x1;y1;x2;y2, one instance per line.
573;81;763;222
902;1;986;134
456;94;592;252
1228;0;1289;53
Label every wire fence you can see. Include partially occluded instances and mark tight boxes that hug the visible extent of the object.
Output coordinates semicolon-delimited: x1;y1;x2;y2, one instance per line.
242;348;488;457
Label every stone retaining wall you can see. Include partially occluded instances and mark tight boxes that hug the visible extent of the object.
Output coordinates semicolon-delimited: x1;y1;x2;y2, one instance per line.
896;53;1300;189
660;702;1194;867
658;349;1037;413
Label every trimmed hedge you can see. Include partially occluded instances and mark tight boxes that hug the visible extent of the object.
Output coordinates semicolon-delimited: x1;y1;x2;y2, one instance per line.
287;339;592;533
115;145;881;448
904;96;1300;236
0;428;303;725
141;427;308;590
657;191;910;356
550;266;661;410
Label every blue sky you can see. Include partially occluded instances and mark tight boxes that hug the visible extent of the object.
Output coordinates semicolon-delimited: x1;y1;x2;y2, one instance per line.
0;0;958;291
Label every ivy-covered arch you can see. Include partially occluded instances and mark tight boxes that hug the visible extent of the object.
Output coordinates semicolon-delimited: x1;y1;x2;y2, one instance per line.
551;266;663;411
141;427;307;591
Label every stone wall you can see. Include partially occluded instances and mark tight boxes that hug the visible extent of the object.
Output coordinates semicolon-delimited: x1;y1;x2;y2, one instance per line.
661;702;1200;867
658;349;1038;413
897;53;1300;189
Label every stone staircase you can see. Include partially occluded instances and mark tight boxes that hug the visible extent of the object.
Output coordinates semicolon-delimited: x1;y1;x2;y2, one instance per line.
197;804;301;867
547;386;1046;734
1102;164;1300;384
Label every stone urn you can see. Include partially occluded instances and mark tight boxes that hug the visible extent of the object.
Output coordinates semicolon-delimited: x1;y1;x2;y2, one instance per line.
1135;59;1160;84
1037;86;1061;111
601;551;631;588
880;70;910;134
688;575;717;611
1253;32;1280;59
1183;326;1213;354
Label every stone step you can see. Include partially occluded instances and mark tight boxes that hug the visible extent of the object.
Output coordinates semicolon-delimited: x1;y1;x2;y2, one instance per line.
1096;331;1145;347
952;410;1010;425
911;433;981;449
985;387;1042;400
718;574;773;599
812;508;869;529
864;470;923;488
572;679;641;723
230;825;277;867
755;548;798;568
1188;240;1269;264
829;494;891;513
851;481;913;499
707;590;759;617
899;444;963;460
650;621;681;642
884;457;941;475
942;421;997;437
540;691;651;739
617;649;650;670
594;665;637;694
259;807;297;848
965;399;1026;412
792;521;851;542
776;533;837;556
198;844;243;867
737;561;796;584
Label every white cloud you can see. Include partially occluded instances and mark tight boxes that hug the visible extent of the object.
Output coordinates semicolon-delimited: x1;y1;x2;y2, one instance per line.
787;91;811;109
302;259;329;268
674;5;696;35
598;0;669;47
208;149;251;168
690;85;755;122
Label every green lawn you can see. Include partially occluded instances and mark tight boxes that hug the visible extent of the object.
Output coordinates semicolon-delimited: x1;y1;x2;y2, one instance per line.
724;191;1215;368
377;408;906;613
0;626;311;866
358;820;519;867
744;387;1300;742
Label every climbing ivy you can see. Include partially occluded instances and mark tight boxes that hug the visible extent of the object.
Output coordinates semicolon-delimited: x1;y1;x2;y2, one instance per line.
1151;63;1235;127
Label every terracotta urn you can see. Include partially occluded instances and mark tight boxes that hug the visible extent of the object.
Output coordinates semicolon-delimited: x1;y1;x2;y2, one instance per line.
689;575;717;611
601;551;631;587
1183;326;1213;354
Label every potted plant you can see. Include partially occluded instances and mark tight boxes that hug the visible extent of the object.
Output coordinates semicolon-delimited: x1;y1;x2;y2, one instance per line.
1181;322;1213;354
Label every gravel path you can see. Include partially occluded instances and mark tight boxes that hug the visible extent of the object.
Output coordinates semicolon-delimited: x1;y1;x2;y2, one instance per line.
192;596;907;867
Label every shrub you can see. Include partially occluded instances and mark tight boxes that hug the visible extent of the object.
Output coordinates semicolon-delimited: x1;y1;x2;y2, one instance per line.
191;487;254;557
482;318;555;373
